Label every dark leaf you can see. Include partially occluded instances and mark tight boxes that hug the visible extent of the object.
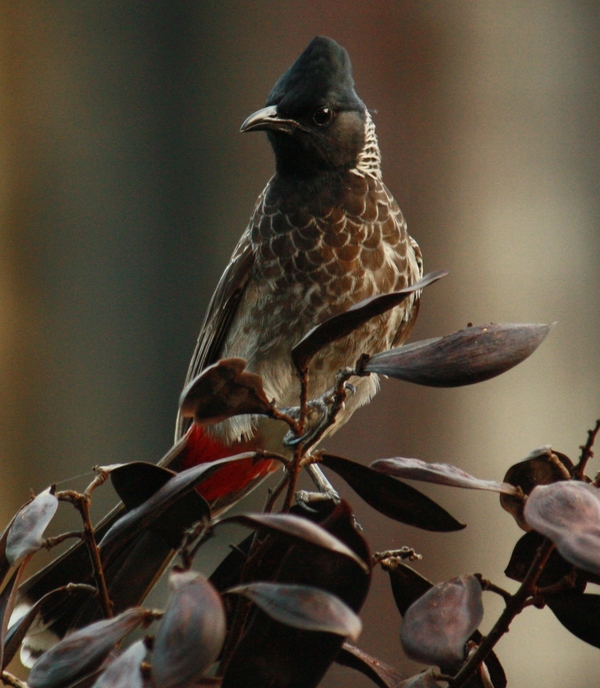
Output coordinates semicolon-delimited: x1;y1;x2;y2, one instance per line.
152;570;226;688
387;563;434;617
291;271;447;372
545;590;600;648
65;669;107;688
363;323;552;387
400;574;483;666
524;481;600;575
219;513;369;573
0;512;19;589
6;489;58;565
209;502;339;595
110;462;210;549
228;582;362;642
0;564;27;670
500;447;572;530
504;531;580;588
110;462;178;510
91;640;146;688
371;458;516;495
222;502;370;688
336;643;407;687
27;607;150;688
4;585;95;671
179;357;272;425
321;454;465;532
99;454;255;559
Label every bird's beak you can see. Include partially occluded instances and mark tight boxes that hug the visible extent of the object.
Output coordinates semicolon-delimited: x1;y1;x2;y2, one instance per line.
240;105;302;135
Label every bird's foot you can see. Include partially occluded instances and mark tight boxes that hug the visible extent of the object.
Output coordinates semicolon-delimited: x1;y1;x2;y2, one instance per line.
282;382;356;448
294;463;341;511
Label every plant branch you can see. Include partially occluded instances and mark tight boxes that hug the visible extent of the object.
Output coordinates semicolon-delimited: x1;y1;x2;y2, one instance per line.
449;538;555;688
282;367;310;512
42;530;83;550
474;574;512;603
56;489;112;619
1;672;28;688
575;418;600;479
263;473;289;514
179;519;213;570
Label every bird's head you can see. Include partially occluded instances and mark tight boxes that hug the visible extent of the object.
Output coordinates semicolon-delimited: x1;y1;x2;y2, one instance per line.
241;36;368;178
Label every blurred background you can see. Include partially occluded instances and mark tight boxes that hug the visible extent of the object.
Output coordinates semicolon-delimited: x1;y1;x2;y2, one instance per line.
1;2;599;685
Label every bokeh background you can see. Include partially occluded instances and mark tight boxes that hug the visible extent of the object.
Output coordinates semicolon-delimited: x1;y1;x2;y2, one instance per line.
1;2;599;686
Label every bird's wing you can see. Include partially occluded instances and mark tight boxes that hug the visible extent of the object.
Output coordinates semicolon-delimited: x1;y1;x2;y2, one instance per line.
391;233;424;349
175;228;255;440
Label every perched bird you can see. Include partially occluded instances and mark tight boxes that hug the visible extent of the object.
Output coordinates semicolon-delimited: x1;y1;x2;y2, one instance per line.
172;34;423;512
17;36;423;654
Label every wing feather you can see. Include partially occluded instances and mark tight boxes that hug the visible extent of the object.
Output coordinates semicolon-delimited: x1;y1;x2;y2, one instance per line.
175;230;255;440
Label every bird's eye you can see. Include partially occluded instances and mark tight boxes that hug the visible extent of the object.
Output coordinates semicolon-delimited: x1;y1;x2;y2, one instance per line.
313;106;334;126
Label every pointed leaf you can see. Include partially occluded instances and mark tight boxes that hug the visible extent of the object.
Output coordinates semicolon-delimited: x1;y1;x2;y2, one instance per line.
110;462;179;510
179;357;272;424
545;590;600;648
228;582;362;642
321;454;465;532
0;563;29;670
524;481;600;575
6;489;58;565
363;323;552;387
387;563;434;617
4;584;96;671
337;643;407;688
91;640;146;688
219;513;369;573
0;512;19;589
222;502;370;688
400;574;484;666
27;607;150;688
99;454;255;558
292;271;447;372
371;458;516;495
152;570;226;688
504;531;580;588
500;447;572;530
109;462;211;549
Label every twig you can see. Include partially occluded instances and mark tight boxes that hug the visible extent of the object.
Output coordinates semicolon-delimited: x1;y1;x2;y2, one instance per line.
179;519;213;570
263;473;289;513
575;419;600;479
42;530;83;550
1;672;28;688
282;367;310;511
449;538;555;687
269;404;301;437
474;574;512;603
56;489;113;619
374;548;422;567
303;367;355;451
536;569;577;597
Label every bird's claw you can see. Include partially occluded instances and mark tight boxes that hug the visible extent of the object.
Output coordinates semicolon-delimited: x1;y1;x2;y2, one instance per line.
295;488;341;510
281;396;331;447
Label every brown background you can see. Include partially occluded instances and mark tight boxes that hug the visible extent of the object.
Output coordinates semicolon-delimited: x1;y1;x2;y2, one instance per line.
1;2;599;685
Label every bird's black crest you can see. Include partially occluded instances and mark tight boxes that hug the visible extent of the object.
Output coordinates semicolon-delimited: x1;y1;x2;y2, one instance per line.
267;36;363;114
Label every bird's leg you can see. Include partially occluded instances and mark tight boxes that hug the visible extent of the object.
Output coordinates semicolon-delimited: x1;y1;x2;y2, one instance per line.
282;369;357;449
295;464;340;510
280;394;332;445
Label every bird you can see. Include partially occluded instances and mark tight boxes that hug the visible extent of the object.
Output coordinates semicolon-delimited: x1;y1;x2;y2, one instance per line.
16;35;423;656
